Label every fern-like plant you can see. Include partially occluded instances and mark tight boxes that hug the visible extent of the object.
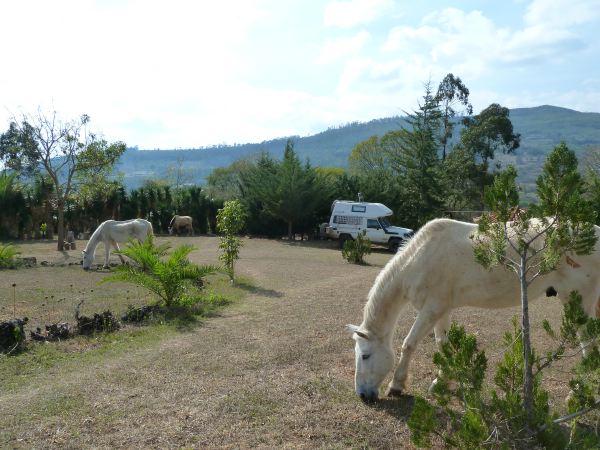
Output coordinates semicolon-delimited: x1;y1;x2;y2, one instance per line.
0;243;20;269
101;236;220;308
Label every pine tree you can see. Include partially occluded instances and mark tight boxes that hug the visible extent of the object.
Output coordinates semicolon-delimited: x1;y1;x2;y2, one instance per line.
260;140;323;239
384;82;444;229
472;142;597;427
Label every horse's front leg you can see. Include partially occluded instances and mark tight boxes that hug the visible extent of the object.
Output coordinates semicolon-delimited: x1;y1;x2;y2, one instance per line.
387;308;442;397
112;241;126;265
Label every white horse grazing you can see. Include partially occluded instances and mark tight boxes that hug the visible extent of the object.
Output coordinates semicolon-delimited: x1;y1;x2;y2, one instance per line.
82;219;153;270
348;218;600;402
168;215;194;236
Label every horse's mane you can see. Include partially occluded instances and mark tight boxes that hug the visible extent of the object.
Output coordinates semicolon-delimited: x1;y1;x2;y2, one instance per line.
362;219;464;328
83;221;107;252
169;216;176;228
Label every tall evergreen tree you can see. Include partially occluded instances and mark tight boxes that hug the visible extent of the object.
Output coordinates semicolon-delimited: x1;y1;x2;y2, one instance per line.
239;152;282;236
384;83;444;229
260;140;323;239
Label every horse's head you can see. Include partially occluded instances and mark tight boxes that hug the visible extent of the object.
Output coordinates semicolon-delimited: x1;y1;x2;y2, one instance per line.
82;249;94;270
168;227;174;235
347;324;394;402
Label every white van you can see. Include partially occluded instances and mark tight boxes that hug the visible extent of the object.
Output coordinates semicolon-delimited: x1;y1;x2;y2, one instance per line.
325;200;413;251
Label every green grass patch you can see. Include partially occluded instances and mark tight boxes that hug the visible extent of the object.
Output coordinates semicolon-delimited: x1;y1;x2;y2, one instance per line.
218;389;280;425
298;375;355;404
0;324;175;393
0;275;252;394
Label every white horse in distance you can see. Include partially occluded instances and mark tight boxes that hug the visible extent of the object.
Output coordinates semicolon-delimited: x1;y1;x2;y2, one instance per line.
169;215;194;236
348;218;600;402
82;219;153;270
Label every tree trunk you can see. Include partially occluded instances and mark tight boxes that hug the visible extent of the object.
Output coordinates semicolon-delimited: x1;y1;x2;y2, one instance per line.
56;201;65;251
45;212;54;240
288;220;293;240
520;256;534;426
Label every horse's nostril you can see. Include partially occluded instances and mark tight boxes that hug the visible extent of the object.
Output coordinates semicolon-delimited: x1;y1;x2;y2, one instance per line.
359;392;366;400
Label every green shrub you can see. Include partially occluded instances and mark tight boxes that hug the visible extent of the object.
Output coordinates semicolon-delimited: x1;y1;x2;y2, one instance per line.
102;236;220;308
408;293;600;448
0;243;20;269
341;232;371;264
217;200;246;284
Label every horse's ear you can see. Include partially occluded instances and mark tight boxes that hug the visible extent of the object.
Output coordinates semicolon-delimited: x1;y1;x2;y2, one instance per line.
346;324;359;334
346;324;369;340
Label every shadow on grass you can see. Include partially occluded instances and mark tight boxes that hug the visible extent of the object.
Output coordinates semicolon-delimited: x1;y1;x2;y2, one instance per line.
235;280;283;298
372;393;416;422
136;294;236;332
278;239;339;250
277;238;395;255
160;306;203;331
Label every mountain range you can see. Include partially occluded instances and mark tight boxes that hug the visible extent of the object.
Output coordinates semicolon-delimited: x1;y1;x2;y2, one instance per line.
115;105;600;193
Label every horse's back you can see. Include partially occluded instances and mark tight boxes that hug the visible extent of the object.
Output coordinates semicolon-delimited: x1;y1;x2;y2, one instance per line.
403;218;600;312
98;219;152;240
398;218;519;310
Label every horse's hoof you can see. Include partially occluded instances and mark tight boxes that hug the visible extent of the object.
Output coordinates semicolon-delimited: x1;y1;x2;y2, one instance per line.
386;387;404;397
428;378;439;394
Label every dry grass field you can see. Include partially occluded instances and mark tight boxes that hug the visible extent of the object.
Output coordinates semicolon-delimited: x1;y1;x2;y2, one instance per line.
0;236;579;449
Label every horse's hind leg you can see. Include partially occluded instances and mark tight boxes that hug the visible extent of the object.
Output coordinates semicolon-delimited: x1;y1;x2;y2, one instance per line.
387;308;442;397
103;241;111;268
429;313;452;393
112;241;126;265
434;313;451;351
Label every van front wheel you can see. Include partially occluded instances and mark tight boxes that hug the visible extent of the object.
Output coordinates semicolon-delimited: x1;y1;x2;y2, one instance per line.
339;234;352;249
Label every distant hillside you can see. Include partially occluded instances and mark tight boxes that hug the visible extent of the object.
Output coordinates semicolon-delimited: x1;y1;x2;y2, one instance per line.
114;106;600;190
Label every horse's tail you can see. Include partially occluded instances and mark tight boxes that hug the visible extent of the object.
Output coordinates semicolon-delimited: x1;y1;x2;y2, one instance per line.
147;223;154;237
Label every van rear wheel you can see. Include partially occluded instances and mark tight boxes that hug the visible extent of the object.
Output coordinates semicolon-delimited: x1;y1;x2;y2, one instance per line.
388;238;402;253
339;234;352;248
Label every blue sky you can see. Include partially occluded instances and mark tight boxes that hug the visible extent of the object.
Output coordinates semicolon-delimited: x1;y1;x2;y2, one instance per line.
1;0;599;149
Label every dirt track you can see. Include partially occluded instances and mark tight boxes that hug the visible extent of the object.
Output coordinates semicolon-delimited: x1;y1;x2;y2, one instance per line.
0;236;571;448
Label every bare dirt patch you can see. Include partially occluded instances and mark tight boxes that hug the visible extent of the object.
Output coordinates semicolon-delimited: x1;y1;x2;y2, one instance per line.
0;236;577;448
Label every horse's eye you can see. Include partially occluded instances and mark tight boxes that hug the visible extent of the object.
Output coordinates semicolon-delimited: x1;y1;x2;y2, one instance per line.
362;354;371;360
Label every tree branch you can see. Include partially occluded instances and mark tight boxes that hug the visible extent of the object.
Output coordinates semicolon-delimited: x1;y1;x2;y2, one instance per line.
504;221;520;254
539;399;600;430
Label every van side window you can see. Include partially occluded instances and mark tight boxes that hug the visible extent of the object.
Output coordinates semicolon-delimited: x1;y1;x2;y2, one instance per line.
334;215;362;225
351;205;367;213
367;219;380;229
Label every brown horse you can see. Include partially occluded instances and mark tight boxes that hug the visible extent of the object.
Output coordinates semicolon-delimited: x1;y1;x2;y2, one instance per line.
168;215;194;236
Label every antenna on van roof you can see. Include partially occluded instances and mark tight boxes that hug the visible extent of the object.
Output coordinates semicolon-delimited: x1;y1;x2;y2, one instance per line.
357;192;363;202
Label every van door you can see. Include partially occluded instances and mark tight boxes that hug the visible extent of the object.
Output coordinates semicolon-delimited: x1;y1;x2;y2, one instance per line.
365;218;386;244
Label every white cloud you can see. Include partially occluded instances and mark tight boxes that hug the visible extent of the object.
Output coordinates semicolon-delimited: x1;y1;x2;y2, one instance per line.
324;0;394;28
0;0;269;146
379;4;595;82
316;32;371;64
525;0;600;27
333;3;600;119
1;1;599;149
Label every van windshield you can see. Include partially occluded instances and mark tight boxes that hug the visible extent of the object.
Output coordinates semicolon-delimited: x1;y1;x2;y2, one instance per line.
379;217;391;228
